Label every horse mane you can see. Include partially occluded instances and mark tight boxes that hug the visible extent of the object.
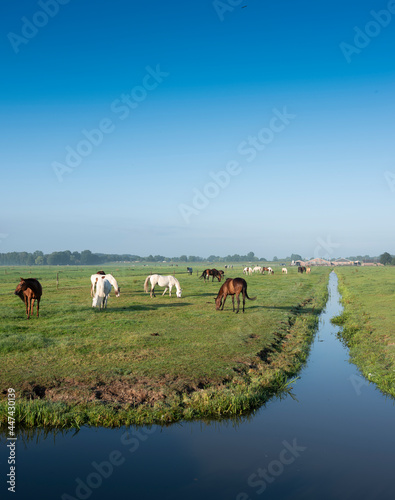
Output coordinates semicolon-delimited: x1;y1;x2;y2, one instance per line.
170;276;180;286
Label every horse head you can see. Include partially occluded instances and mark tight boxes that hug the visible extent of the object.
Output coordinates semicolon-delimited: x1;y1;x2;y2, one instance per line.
14;278;27;295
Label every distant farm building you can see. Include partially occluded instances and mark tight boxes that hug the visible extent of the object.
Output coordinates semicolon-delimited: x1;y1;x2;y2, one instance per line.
292;258;365;267
292;260;307;267
332;258;354;266
305;258;331;266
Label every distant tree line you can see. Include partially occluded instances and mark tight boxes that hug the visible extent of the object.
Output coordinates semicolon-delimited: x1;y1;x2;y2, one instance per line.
0;250;266;266
0;250;392;266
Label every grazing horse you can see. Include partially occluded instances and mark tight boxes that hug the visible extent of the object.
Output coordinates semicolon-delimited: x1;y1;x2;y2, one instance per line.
306;267;311;274
267;267;274;275
215;277;256;313
199;268;222;282
252;266;263;273
298;266;306;274
14;278;42;319
243;267;253;275
92;276;112;309
282;267;288;274
90;274;120;298
144;274;182;298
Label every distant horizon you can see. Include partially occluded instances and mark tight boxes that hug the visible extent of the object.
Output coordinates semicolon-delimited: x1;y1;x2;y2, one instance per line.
0;248;389;263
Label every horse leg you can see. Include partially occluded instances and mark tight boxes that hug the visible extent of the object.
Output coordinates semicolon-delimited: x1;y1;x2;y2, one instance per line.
242;291;246;313
151;285;155;298
24;296;30;319
235;293;240;314
162;287;168;296
31;298;35;318
221;293;227;310
231;295;235;312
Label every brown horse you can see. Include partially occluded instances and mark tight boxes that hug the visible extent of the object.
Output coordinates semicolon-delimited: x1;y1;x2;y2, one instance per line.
215;277;256;313
14;278;42;319
199;268;222;282
298;266;306;274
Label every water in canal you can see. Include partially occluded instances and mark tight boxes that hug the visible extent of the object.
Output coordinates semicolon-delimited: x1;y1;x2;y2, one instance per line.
2;272;395;499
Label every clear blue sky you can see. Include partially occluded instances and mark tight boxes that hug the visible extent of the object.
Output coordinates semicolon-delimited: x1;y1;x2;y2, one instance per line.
1;0;394;259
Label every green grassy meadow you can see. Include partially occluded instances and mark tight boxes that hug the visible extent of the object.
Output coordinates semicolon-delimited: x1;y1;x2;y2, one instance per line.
333;266;395;398
0;264;331;427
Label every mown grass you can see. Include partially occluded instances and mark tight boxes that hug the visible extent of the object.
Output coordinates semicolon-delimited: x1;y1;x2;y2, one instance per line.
0;264;330;427
333;266;395;398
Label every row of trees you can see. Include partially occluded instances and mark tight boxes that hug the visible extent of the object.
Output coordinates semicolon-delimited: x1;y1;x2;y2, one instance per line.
0;250;265;266
0;250;393;266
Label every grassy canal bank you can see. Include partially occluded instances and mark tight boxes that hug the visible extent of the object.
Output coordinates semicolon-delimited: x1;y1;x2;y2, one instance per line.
333;266;395;399
0;264;330;428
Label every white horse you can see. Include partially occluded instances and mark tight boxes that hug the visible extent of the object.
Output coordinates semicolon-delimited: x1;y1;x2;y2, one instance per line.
282;267;288;274
267;267;274;275
243;267;253;275
90;274;120;298
92;276;112;309
252;266;263;273
144;274;182;298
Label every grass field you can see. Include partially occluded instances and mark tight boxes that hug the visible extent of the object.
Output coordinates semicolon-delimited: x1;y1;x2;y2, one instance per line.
0;264;331;427
333;266;395;398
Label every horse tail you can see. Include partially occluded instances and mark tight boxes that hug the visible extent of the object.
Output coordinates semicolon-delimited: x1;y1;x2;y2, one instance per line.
245;288;257;301
144;275;151;293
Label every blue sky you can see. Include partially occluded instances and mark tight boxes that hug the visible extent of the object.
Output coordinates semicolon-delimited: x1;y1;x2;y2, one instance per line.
1;0;394;259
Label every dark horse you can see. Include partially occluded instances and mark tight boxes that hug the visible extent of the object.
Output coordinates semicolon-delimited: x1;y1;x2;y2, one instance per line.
298;266;306;274
14;278;42;319
199;268;223;282
215;277;256;313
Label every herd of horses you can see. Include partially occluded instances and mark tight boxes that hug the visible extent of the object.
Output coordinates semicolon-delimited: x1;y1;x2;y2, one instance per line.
243;266;274;275
13;265;311;318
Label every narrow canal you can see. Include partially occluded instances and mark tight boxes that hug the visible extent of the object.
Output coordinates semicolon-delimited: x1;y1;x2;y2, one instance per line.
3;272;395;499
